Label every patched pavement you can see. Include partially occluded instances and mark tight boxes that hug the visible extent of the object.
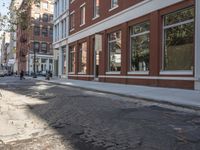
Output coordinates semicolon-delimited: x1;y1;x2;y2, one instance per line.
0;76;200;150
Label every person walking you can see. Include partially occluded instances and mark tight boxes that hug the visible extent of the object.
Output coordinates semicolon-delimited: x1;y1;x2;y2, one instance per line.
20;70;25;80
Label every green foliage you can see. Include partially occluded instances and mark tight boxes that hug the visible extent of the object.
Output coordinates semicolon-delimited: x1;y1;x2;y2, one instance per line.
0;0;40;32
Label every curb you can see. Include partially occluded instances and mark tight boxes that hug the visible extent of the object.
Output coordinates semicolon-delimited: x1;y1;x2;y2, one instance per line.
35;78;200;111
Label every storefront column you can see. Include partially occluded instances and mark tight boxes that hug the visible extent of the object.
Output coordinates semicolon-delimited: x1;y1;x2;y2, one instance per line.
46;58;50;72
195;0;200;90
58;47;62;77
66;45;69;79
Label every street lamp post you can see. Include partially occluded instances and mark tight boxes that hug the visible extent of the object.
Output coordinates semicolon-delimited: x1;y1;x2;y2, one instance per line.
33;47;37;78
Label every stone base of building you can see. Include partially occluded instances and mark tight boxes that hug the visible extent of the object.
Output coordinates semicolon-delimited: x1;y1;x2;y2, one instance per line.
195;81;200;90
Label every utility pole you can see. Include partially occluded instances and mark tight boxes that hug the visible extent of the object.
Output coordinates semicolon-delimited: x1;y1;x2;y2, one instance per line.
33;41;37;78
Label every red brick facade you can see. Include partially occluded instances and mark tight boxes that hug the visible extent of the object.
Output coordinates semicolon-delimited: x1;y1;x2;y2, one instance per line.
68;0;195;89
16;0;53;73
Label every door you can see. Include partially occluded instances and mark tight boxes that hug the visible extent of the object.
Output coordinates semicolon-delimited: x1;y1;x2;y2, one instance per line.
94;51;99;78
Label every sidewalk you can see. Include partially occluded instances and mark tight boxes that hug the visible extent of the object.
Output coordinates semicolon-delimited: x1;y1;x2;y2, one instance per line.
34;77;200;109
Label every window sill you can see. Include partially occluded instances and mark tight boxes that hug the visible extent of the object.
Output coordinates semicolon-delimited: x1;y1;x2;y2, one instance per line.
80;23;85;27
70;28;75;32
128;71;149;75
70;0;75;4
106;71;120;75
68;72;75;74
78;72;86;75
92;15;100;20
109;5;119;12
159;70;193;75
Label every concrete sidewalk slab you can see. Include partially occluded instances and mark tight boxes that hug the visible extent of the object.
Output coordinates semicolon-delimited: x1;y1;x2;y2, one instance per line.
33;77;200;109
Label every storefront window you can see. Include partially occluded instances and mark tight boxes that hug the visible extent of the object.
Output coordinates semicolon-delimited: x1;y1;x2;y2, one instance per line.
130;22;150;71
163;7;194;71
62;47;66;74
108;31;121;72
78;42;87;73
69;46;75;73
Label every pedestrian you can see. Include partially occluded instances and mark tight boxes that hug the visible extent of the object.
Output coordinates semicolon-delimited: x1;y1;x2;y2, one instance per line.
20;70;25;80
46;70;50;80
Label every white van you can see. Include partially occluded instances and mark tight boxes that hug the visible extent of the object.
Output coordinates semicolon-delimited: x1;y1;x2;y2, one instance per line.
0;70;4;77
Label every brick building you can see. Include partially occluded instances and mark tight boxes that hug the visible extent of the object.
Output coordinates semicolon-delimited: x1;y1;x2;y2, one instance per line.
67;0;200;90
16;0;54;75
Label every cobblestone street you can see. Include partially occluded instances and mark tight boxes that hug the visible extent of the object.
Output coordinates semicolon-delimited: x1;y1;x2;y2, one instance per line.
0;77;200;150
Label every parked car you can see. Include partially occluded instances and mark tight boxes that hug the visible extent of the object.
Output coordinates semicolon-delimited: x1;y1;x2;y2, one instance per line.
0;70;4;77
37;71;46;77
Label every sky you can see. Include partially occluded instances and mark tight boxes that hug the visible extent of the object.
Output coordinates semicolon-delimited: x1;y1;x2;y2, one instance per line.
0;0;11;15
0;0;11;36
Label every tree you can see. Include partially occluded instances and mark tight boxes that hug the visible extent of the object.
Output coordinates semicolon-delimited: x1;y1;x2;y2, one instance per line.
0;0;40;32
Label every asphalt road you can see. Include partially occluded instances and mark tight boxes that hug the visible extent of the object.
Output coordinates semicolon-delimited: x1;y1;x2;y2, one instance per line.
0;76;200;150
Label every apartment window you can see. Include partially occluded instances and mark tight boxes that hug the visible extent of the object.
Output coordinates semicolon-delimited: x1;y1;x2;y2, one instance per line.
43;14;48;22
62;0;65;12
49;15;53;22
42;2;48;9
41;58;46;63
93;0;100;18
69;12;75;30
41;43;47;52
130;22;150;72
42;27;48;37
111;0;118;9
163;7;194;71
108;31;121;72
64;19;67;37
78;42;87;73
34;13;40;21
34;42;40;52
54;2;57;18
49;27;53;37
80;5;86;26
69;46;75;72
34;26;40;36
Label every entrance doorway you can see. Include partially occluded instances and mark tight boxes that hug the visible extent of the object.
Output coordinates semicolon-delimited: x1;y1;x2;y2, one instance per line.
94;51;99;80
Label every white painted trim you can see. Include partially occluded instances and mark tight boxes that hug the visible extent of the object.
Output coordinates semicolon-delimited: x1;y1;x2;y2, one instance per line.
29;54;53;58
163;19;194;29
131;31;150;37
68;74;95;77
160;71;193;75
70;11;75;15
80;2;86;8
69;72;75;75
92;15;100;20
70;28;75;32
99;75;195;81
68;0;183;44
106;71;121;75
109;5;119;12
78;72;87;75
53;38;68;46
128;71;149;75
80;23;85;27
70;0;75;4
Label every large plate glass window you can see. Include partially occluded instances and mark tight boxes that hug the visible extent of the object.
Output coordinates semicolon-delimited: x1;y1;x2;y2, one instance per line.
163;7;194;71
108;31;121;72
69;46;75;73
130;22;150;71
78;42;87;73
